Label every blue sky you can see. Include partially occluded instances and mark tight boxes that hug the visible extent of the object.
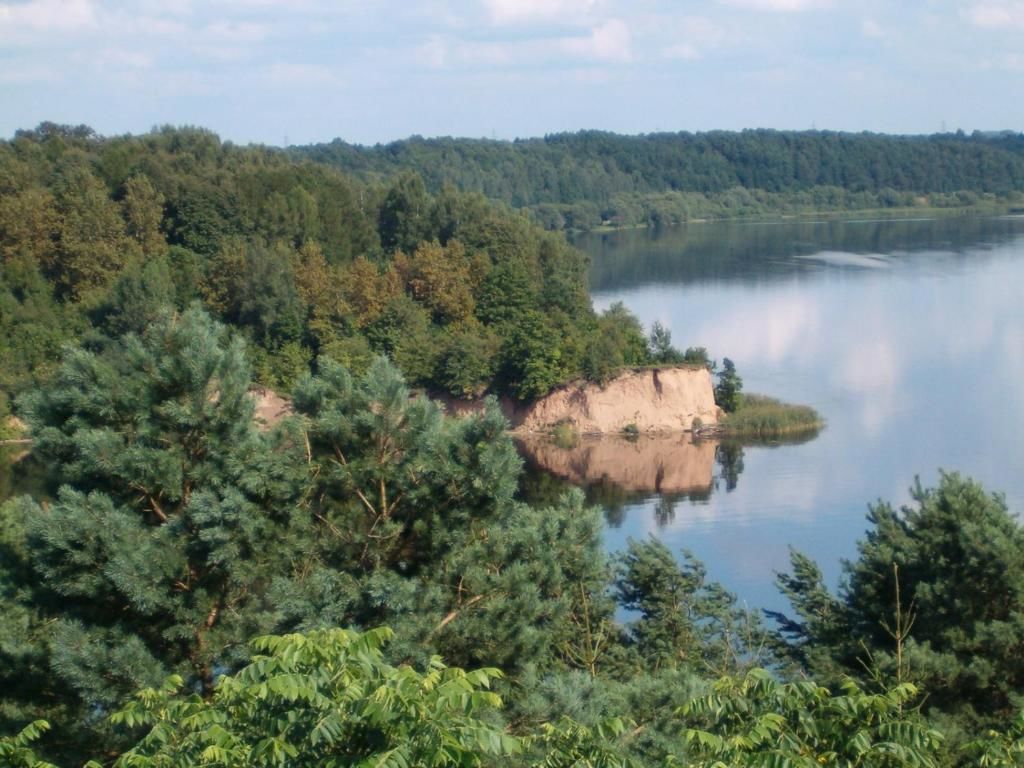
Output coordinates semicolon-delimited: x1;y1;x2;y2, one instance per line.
1;0;1022;145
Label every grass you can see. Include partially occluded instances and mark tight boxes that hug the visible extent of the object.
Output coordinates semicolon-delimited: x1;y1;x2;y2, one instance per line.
720;394;823;438
551;421;580;449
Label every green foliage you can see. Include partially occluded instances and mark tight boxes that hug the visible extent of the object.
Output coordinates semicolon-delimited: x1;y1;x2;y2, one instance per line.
0;124;623;405
580;303;649;386
615;539;768;675
378;171;433;254
0;720;59;768
298;129;1024;230
107;627;520;768
773;472;1024;730
498;310;567;401
682;347;711;368
551;422;579;450
436;324;499;398
526;717;635;768
279;357;610;675
680;668;944;767
647;322;683;365
713;357;743;413
966;712;1024;767
12;307;305;725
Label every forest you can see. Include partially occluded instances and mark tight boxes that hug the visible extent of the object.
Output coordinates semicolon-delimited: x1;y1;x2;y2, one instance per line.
2;123;1024;766
0;121;674;433
296;129;1024;229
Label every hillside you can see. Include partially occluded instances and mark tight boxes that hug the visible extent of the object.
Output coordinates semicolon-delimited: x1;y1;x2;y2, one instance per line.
295;129;1024;228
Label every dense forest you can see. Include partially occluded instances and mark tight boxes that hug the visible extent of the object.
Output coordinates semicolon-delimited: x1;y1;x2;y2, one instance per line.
3;123;1024;766
296;129;1024;229
0;122;680;435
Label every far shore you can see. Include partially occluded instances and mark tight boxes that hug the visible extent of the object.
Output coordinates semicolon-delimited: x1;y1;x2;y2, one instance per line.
574;202;1019;235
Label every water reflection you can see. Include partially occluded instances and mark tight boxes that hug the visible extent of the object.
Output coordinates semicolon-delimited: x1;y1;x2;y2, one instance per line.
516;432;816;529
576;215;1024;291
574;215;1024;616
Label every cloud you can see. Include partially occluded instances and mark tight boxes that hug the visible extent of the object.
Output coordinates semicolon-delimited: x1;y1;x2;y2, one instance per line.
661;15;728;60
664;43;701;60
861;17;884;38
833;337;902;435
562;18;631;62
963;1;1024;28
266;62;339;86
483;0;599;25
718;0;829;11
0;0;96;34
416;17;632;69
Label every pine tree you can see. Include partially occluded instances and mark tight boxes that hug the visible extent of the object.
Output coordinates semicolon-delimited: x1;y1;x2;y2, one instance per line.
11;306;306;731
274;357;610;674
772;472;1024;730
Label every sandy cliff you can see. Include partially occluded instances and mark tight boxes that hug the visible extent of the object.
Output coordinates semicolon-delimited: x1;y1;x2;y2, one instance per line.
507;367;719;434
254;366;719;436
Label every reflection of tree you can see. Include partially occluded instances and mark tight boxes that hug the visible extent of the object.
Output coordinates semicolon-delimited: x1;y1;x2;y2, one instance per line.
515;449;636;528
585;216;1019;293
655;495;677;527
715;442;746;492
651;488;713;529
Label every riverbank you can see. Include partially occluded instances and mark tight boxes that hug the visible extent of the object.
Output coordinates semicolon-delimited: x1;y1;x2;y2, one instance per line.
579;201;1019;234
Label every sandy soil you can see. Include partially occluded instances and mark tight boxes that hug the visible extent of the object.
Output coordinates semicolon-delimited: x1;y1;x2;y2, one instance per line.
440;367;719;434
251;388;293;429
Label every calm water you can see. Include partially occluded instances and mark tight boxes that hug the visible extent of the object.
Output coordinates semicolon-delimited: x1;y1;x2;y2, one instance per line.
558;215;1024;616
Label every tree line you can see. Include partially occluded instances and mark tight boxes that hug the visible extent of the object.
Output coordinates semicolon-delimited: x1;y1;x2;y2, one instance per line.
295;129;1024;229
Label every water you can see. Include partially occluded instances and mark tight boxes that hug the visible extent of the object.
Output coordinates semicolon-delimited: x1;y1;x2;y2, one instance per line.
5;215;1024;620
546;215;1024;616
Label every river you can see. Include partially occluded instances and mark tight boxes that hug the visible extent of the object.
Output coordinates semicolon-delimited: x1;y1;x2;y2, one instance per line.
523;214;1024;617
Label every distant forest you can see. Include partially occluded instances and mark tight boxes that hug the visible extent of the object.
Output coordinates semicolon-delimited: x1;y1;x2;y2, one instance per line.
296;129;1024;228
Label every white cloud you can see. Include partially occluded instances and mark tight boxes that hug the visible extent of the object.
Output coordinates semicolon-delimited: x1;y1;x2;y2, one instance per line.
964;1;1024;28
0;0;96;34
484;0;599;25
833;337;901;435
267;62;338;86
416;34;449;68
861;17;884;38
664;42;701;60
662;15;728;60
718;0;829;11
200;20;268;44
562;18;631;62
415;18;632;69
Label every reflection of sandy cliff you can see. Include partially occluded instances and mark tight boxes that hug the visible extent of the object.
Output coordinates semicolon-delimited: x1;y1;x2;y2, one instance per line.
517;434;716;494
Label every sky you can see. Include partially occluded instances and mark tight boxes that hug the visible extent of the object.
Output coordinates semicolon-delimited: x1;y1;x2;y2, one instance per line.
1;0;1022;146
